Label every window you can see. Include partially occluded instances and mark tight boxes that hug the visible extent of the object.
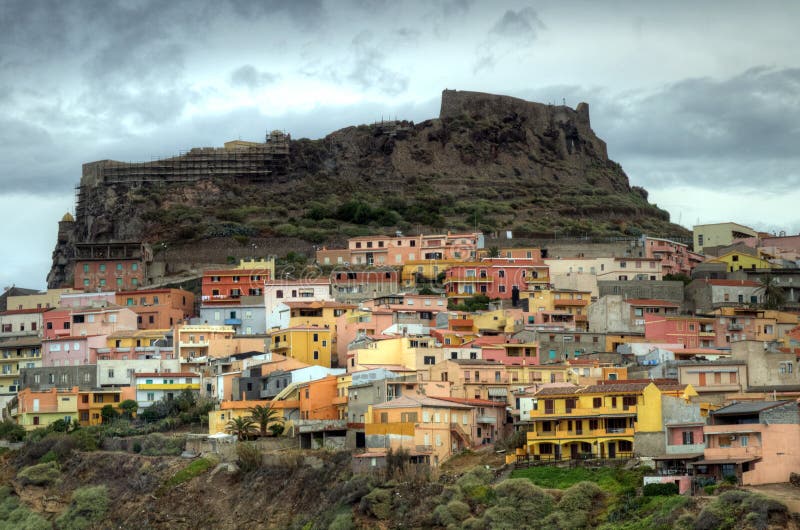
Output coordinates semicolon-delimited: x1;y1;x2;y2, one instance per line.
682;431;694;445
108;369;114;378
83;264;90;272
313;351;319;360
132;263;138;271
99;264;106;272
276;290;283;298
146;392;155;401
424;356;436;365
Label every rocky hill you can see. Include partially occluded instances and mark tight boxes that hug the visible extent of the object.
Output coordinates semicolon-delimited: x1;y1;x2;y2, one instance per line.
48;89;688;287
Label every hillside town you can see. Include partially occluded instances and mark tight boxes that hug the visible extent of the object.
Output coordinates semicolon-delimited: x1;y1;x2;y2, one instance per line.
2;220;800;493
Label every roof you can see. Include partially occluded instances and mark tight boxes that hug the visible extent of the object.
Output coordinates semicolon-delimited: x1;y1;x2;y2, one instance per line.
691;457;759;466
579;382;687;394
448;359;504;366
533;384;580;397
652;453;704;461
711;400;791;416
435;396;506;407
285;301;356;309
0;336;42;348
0;307;52;315
704;279;761;287
625;299;679;307
134;372;200;378
372;394;472;410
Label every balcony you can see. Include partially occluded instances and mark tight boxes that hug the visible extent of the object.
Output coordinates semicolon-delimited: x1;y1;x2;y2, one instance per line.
178;341;209;348
526;427;635;440
476;415;496;424
728;324;744;331
224;318;242;326
698;331;715;337
533;405;637;418
416;445;433;453
138;383;200;391
553;299;588;307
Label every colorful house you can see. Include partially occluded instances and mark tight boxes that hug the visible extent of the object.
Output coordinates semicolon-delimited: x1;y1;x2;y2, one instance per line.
269;327;333;367
0;336;41;395
444;259;549;302
201;259;274;304
705;250;777;273
134;372;201;409
116;288;195;329
693;400;800;485
522;380;695;461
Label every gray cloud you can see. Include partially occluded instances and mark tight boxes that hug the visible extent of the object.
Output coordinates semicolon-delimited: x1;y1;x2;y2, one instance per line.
230;65;279;89
475;6;545;73
517;68;800;191
347;31;409;95
490;7;545;41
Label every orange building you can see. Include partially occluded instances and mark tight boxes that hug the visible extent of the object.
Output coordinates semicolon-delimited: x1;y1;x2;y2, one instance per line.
298;375;339;420
116;288;195;329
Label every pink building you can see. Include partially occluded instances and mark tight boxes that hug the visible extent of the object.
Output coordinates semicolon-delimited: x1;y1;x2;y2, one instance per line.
59;291;116;308
694;400;800;485
323;231;483;266
42;335;106;366
444;259;549;302
643;237;704;276
644;314;717;348
481;341;539;366
43;309;72;339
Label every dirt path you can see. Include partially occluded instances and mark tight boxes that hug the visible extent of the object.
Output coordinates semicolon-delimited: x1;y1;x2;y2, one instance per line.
743;483;800;514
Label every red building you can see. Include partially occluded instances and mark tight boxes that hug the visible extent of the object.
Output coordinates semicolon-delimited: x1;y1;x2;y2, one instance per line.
444;259;549;303
644;314;717;348
201;268;270;305
43;309;72;339
115;289;195;329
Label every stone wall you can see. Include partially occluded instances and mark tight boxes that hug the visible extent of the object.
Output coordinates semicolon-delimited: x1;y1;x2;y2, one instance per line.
634;431;665;457
598;280;684;304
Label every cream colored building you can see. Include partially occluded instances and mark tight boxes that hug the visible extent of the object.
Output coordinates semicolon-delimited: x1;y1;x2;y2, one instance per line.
693;222;757;253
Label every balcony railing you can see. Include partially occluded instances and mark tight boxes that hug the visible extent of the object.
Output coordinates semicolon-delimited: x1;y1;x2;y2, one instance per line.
415;445;433;453
526;427;635;439
533;405;637;417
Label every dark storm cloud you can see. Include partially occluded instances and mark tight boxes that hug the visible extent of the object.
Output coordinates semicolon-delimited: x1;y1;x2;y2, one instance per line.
347;31;409;96
517;67;800;191
489;7;545;41
228;0;326;29
474;6;544;73
230;65;279;89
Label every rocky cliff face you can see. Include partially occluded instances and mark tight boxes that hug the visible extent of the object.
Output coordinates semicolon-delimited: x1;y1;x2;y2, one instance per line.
47;89;686;287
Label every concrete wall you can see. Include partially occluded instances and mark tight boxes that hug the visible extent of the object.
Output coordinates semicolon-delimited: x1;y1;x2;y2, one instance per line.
588;295;636;333
634;431;665;457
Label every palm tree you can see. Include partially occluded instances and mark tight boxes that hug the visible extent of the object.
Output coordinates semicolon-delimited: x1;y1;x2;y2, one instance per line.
225;416;257;441
759;274;786;310
248;404;283;437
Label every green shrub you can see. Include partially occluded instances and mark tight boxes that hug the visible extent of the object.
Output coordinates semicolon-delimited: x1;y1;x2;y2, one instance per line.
132;441;142;453
0;420;25;443
643;482;679;496
327;511;354;530
484;478;554;527
236;443;262;473
268;423;284;437
703;484;717;495
140;433;183;456
17;462;60;486
445;499;471;522
361;488;392;520
162;458;215;490
38;451;58;464
0;490;51;530
432;504;455;526
55;485;109;530
456;467;495;504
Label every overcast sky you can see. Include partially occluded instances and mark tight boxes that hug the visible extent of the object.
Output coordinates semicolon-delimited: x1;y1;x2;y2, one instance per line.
2;0;799;290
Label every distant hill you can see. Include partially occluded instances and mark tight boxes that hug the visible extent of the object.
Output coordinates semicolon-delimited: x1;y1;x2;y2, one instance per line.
47;89;688;287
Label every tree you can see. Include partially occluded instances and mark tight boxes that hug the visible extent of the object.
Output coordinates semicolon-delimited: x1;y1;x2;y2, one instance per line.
487;246;501;258
119;399;139;419
226;416;257;441
248;404;283;437
100;404;119;424
760;274;786;310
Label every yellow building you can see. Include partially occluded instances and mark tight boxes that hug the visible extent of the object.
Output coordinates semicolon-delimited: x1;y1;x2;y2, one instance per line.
350;336;442;371
106;329;171;349
469;309;523;334
15;387;79;430
78;388;133;426
401;259;464;288
270;327;333;367
5;288;79;311
0;337;41;394
707;251;777;273
286;301;356;340
693;222;757;253
522;288;592;331
523;381;696;460
233;257;276;279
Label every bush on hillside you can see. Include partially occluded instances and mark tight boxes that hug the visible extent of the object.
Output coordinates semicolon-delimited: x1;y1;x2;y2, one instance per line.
0;420;25;442
643;482;679;496
236;443;262;473
0;486;51;530
55;485;109;530
139;433;183;456
17;462;60;486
